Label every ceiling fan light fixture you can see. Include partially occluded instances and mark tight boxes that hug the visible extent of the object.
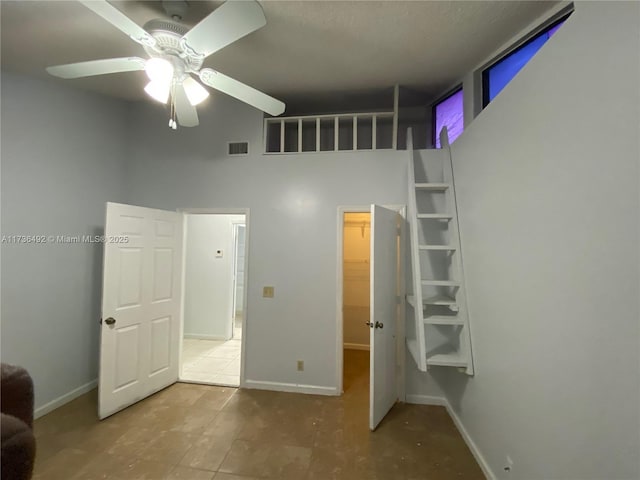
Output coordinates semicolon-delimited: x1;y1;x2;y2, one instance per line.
144;80;171;104
183;77;210;106
145;57;174;83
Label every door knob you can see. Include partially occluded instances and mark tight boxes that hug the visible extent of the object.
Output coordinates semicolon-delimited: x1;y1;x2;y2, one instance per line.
104;317;116;326
365;321;373;328
375;321;384;329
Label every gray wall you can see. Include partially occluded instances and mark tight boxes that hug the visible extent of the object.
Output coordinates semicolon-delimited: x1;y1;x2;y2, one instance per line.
440;3;639;478
184;214;244;340
124;94;441;394
0;73;129;410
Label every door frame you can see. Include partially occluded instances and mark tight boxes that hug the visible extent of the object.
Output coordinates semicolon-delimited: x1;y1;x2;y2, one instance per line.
178;207;250;388
335;205;406;401
231;222;245;327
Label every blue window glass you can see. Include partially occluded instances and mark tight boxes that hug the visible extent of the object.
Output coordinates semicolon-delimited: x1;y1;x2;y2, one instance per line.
484;19;566;105
434;88;463;148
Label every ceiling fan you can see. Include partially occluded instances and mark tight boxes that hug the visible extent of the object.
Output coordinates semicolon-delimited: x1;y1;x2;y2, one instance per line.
46;0;285;128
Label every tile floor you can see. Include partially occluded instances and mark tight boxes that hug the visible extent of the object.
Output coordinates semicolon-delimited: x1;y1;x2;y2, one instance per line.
181;339;241;386
181;318;243;386
32;350;484;479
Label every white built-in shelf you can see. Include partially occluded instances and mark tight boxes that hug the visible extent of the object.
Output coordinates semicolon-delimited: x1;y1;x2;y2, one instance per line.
417;213;453;220
426;349;468;368
419;244;456;251
424;315;464;326
421;280;460;287
423;294;457;306
408;294;459;308
415;183;449;191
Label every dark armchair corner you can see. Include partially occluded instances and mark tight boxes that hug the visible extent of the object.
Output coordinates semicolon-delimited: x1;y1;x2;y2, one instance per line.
1;363;35;480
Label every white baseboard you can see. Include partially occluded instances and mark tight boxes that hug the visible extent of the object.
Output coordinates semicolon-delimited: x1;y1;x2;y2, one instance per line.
243;379;339;396
344;343;370;351
183;334;229;341
405;393;447;406
405;393;495;480
34;379;97;419
445;402;495;480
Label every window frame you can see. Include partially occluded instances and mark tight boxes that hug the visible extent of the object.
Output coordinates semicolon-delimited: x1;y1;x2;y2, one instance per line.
481;8;574;108
431;85;463;148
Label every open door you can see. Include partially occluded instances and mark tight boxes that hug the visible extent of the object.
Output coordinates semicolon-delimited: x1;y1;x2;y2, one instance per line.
369;204;400;430
99;202;183;419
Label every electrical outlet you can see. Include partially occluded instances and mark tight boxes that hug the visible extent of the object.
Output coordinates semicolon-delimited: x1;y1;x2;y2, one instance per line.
297;360;304;371
504;455;514;474
263;286;274;298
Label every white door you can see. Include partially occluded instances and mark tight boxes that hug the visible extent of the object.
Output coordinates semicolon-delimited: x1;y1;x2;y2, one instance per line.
369;205;399;430
99;202;183;419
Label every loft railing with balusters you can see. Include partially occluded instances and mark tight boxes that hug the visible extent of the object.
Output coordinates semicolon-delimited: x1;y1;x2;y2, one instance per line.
263;110;398;154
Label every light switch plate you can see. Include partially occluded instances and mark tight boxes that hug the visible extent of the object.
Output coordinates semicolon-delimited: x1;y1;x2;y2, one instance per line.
263;286;274;298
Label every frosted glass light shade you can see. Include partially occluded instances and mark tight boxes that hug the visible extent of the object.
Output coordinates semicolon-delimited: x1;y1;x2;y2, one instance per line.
145;58;173;83
144;80;171;104
183;76;210;106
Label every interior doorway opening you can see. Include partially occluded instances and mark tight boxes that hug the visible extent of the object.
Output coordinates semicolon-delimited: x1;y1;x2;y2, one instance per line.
342;212;372;396
337;204;405;430
180;212;247;387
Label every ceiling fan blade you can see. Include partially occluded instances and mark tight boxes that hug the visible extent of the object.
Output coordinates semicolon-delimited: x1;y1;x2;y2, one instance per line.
46;57;146;79
174;83;199;127
181;0;266;58
199;69;285;116
78;0;156;48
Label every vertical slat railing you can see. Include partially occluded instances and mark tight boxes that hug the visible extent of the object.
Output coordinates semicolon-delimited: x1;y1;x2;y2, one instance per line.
353;117;358;151
264;111;395;154
372;115;377;150
279;120;285;153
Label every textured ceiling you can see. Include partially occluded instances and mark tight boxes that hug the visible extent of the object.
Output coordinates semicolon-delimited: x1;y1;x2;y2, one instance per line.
1;1;558;110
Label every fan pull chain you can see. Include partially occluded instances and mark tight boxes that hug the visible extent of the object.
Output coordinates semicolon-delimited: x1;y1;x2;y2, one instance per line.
168;81;178;130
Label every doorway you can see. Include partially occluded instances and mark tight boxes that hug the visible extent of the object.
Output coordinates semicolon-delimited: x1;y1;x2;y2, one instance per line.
180;212;247;387
342;212;371;396
336;205;406;430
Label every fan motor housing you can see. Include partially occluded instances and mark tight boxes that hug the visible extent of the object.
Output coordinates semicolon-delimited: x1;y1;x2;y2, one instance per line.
143;19;203;72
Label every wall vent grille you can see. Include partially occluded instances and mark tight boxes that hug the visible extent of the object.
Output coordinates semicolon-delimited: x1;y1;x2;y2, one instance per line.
228;142;249;156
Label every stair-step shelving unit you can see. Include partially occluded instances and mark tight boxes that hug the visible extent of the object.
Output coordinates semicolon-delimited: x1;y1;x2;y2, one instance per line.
405;127;474;374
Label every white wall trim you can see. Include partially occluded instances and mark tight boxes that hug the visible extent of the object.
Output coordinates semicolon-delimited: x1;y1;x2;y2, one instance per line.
244;379;339;396
405;393;448;406
344;342;370;351
405;393;496;480
34;379;97;419
183;333;229;341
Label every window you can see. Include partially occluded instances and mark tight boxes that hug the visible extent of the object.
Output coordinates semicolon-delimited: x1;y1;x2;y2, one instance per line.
483;16;568;106
433;88;464;148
